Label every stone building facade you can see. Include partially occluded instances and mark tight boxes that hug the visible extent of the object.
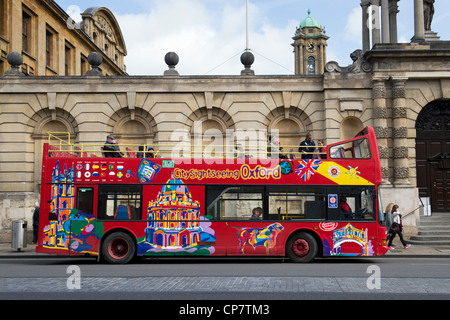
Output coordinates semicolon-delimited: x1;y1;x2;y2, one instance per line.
0;0;127;76
0;1;449;231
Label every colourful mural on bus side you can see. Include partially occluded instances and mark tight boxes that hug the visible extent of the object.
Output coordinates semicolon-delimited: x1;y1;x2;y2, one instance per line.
137;176;216;256
43;161;215;256
42;161;103;254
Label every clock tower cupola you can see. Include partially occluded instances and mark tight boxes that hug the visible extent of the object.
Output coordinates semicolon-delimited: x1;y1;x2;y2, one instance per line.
292;9;329;75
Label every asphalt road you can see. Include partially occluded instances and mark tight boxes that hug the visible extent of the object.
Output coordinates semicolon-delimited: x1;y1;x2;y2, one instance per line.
1;256;450;278
0;256;450;303
0;256;448;319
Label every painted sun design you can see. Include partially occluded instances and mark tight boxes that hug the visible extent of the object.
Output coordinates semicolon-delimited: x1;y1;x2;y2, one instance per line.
345;165;361;179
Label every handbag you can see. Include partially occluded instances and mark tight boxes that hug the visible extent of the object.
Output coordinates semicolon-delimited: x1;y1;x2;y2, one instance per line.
390;222;400;233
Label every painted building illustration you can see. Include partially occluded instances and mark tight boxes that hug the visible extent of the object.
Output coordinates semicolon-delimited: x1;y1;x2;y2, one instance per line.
146;176;201;249
43;161;75;248
49;161;75;222
323;223;374;256
43;161;101;253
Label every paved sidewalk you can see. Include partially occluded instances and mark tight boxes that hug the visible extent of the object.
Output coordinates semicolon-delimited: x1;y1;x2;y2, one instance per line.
1;242;450;258
0;243;44;257
1;275;450;295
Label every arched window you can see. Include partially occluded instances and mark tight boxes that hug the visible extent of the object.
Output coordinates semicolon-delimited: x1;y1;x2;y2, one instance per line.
156;234;164;247
109;108;156;157
308;56;315;75
268;113;306;159
31;109;78;191
169;235;176;246
93;32;98;45
341;118;363;141
187;107;235;160
193;118;226;158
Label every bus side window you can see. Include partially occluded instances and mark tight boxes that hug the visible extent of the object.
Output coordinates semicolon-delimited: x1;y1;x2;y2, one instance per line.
339;195;354;220
77;188;94;215
98;185;142;220
330;138;371;159
338;188;375;221
206;186;264;220
268;186;325;220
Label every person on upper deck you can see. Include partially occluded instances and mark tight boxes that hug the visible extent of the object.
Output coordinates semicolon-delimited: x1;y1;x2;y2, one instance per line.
316;140;327;159
145;146;155;158
103;135;124;158
298;133;316;159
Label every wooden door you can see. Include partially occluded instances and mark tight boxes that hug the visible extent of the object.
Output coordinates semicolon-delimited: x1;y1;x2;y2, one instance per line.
415;100;450;213
429;153;450;212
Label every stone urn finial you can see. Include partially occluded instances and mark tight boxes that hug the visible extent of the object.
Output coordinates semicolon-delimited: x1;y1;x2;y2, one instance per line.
240;51;255;76
164;52;179;76
4;52;24;76
85;52;103;76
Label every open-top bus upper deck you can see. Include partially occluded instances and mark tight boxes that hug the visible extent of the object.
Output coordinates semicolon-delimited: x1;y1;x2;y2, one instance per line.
42;126;381;186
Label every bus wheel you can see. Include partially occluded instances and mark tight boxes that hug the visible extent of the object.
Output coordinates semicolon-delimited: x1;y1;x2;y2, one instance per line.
286;232;317;263
102;232;136;264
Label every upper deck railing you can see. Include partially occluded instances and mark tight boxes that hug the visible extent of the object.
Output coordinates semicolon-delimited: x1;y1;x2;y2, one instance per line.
46;132;327;160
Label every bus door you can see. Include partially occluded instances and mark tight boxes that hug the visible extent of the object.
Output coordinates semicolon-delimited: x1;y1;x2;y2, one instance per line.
69;186;100;255
324;187;378;257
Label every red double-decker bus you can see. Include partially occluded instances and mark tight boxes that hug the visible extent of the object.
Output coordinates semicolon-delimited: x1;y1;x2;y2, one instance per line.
36;127;389;263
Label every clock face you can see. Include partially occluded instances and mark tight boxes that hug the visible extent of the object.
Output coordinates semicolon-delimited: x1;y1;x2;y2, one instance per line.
306;42;315;52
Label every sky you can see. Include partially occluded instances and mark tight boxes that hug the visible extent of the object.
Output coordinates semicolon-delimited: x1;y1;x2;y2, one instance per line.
56;0;450;76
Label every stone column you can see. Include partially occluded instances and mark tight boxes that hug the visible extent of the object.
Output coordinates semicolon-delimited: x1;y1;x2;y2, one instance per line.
318;44;323;73
372;77;390;184
299;45;304;75
412;0;425;42
361;0;371;52
371;0;381;46
392;79;410;185
381;0;390;43
389;0;399;43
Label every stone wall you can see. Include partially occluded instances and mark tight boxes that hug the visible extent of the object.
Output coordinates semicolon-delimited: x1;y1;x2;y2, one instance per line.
1;42;450;230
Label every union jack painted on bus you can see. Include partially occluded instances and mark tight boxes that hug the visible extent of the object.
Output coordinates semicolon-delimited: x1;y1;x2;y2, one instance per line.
295;159;321;181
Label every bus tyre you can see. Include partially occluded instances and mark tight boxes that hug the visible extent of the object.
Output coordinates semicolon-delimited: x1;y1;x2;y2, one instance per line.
286;232;317;263
102;232;136;264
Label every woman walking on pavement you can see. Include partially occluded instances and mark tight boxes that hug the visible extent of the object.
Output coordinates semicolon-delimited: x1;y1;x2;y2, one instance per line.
384;202;394;234
387;204;411;249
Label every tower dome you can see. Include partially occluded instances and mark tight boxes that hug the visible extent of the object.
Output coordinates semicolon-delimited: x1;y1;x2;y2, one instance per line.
299;9;321;29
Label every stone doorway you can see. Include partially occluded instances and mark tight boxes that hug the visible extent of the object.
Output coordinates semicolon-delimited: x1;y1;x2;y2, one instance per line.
415;100;450;212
